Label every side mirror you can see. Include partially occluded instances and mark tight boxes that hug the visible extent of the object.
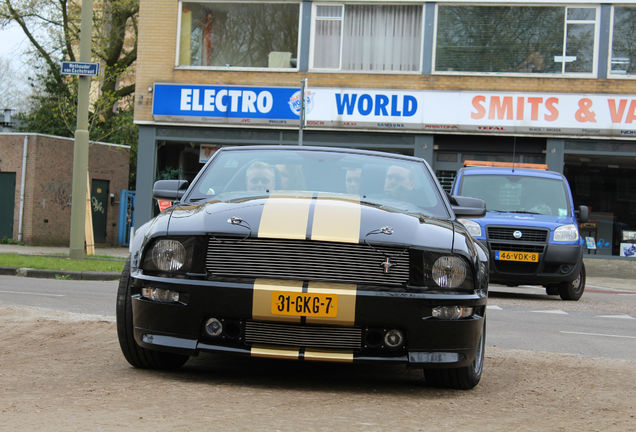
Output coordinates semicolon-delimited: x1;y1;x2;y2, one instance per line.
576;205;589;223
450;195;486;218
153;180;189;200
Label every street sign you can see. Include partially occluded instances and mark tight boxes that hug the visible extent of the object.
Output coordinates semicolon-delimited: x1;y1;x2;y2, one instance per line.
61;61;100;77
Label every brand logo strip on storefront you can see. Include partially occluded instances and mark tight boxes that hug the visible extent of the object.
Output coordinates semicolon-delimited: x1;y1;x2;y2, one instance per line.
151;83;636;137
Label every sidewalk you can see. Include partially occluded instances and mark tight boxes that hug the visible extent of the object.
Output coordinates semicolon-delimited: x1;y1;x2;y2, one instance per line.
0;244;129;258
0;244;128;281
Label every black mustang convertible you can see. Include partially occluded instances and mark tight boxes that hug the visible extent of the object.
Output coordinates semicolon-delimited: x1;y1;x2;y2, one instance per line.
117;146;488;389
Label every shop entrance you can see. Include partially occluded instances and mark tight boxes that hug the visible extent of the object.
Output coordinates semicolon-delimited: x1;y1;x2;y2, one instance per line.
565;154;636;257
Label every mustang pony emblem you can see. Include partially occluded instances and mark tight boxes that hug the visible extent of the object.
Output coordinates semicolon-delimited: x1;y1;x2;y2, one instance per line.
381;257;394;273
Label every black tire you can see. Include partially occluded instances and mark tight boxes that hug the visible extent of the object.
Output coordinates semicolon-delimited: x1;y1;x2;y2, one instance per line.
423;316;486;390
116;258;189;369
558;262;585;301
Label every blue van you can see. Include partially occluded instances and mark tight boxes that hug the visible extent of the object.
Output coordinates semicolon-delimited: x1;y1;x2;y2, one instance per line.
450;163;588;300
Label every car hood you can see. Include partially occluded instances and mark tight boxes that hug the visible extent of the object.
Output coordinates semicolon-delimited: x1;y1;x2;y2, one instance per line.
164;196;457;250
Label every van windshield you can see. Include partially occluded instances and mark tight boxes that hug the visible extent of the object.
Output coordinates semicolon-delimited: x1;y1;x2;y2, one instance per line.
459;174;570;217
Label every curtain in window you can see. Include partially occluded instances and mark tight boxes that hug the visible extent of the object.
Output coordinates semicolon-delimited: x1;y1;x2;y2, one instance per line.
179;8;192;65
342;5;422;72
314;19;342;69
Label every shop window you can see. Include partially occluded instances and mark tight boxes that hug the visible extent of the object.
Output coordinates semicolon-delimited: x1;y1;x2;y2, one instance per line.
610;7;636;76
178;2;299;68
311;4;422;72
435;5;597;75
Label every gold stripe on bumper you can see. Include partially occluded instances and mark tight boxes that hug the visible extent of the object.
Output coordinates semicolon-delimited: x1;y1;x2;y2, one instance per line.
250;345;299;360
305;281;357;326
252;279;303;323
304;349;354;363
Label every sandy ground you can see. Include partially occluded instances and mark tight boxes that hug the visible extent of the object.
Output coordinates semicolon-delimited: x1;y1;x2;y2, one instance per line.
1;306;635;432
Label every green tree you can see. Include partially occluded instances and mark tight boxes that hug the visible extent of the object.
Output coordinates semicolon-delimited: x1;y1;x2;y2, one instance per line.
1;0;139;187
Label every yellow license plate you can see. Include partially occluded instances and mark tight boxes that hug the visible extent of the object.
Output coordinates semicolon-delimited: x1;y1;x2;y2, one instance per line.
271;291;338;317
495;251;539;262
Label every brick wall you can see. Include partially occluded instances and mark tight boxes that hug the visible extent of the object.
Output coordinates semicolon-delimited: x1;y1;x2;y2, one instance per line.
0;134;129;246
135;0;636;123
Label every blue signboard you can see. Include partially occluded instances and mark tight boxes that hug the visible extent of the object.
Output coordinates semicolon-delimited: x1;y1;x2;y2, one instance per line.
61;61;100;77
152;84;302;124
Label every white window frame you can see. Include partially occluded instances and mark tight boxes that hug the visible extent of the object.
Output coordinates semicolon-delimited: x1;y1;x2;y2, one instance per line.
309;2;425;74
174;0;302;72
432;3;600;78
607;5;636;79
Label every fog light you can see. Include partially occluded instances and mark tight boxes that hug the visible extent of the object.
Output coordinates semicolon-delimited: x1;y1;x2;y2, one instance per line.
432;306;473;320
204;318;223;337
384;329;404;348
141;287;180;302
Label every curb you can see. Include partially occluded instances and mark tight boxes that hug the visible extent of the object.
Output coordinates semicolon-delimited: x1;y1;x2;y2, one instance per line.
2;267;120;281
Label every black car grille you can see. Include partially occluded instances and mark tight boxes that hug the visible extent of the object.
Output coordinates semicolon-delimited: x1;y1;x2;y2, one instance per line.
244;321;362;349
490;243;545;253
487;227;548;242
206;237;409;286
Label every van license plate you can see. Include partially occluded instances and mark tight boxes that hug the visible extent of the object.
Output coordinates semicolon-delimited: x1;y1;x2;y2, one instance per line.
495;251;539;262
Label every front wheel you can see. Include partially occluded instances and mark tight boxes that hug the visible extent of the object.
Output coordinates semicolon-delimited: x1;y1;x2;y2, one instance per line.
116;259;189;369
558;262;586;301
423;316;486;390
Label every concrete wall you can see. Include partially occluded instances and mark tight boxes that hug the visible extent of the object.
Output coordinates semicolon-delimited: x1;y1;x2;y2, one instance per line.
0;133;130;246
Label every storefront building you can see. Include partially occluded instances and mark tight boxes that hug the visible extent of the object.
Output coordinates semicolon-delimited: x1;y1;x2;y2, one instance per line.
134;0;636;257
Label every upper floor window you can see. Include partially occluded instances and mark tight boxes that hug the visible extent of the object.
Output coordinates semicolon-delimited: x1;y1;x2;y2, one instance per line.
610;6;636;77
311;4;423;72
435;5;598;75
178;2;300;69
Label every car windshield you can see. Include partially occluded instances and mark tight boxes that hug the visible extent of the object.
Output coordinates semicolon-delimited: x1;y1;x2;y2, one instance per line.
458;174;570;216
185;148;449;218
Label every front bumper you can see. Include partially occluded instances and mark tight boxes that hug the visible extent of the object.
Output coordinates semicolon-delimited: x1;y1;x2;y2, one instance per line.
130;272;487;368
484;241;583;285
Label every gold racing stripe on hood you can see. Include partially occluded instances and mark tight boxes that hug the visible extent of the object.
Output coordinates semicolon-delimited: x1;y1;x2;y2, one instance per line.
251;345;300;360
310;196;361;244
258;197;311;240
305;281;357;326
252;279;303;323
304;349;354;363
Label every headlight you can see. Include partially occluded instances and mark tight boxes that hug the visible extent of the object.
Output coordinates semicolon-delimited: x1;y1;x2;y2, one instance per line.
554;224;579;242
432;256;467;289
458;218;482;237
151;239;186;271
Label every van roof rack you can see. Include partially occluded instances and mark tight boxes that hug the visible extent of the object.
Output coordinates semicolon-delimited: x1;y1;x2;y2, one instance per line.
463;160;548;170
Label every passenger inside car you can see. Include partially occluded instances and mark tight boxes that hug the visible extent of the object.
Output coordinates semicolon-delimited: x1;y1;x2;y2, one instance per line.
246;161;276;192
384;164;415;200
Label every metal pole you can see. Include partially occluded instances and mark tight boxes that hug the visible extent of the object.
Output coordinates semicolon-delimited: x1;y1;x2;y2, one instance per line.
298;78;307;146
69;0;94;259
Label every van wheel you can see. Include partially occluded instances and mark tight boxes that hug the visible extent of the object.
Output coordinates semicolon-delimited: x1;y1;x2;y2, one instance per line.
558;262;585;301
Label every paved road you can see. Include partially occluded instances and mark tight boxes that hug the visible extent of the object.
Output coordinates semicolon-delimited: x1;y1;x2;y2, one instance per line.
487;284;636;360
1;276;635;359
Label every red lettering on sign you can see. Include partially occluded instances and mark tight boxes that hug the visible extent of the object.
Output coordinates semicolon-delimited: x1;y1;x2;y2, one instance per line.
608;99;636;124
472;95;559;122
545;97;559;121
471;95;486;119
489;96;514;120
